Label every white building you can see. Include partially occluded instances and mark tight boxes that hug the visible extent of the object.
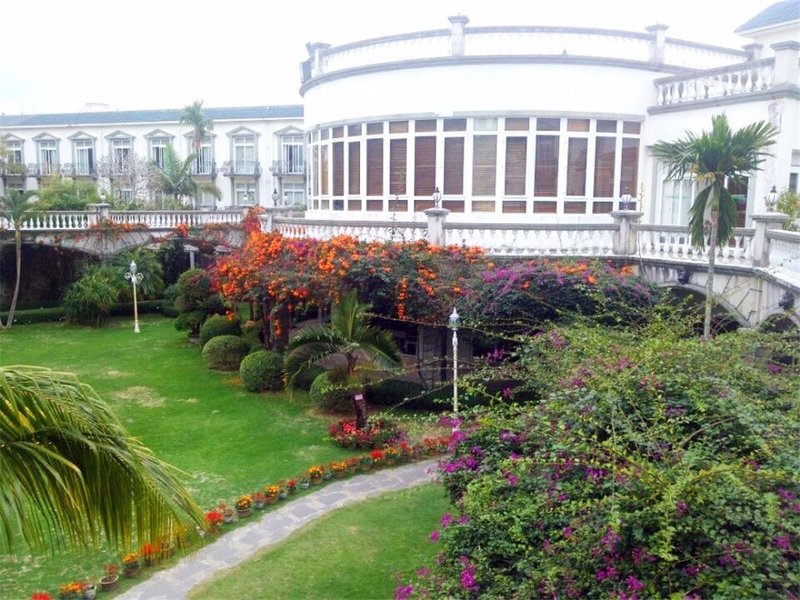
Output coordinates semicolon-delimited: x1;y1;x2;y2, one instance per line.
0;106;306;209
299;1;800;226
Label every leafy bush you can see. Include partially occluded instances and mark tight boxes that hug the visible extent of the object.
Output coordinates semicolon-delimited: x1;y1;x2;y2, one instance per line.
239;350;284;392
309;371;353;413
402;323;800;599
173;268;223;335
61;266;121;326
293;364;325;391
0;307;65;324
327;417;405;449
199;315;242;348
202;335;249;371
174;310;204;333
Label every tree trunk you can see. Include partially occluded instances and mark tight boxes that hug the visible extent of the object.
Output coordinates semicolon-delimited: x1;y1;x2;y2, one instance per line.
1;229;23;329
704;208;719;339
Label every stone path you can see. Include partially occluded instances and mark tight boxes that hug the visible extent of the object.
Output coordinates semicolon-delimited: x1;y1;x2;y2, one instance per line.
116;459;439;600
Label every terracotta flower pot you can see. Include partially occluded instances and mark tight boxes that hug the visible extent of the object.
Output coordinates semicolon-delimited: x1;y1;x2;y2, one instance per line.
100;575;119;593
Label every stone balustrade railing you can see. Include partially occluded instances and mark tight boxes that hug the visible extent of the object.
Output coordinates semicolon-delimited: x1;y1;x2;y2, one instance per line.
7;209;244;232
275;217;427;243
767;229;800;280
635;225;755;265
11;211;101;231
655;59;774;106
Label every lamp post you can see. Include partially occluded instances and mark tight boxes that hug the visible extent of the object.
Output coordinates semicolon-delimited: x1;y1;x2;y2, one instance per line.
432;186;442;208
125;261;143;334
449;307;460;420
272;188;280;206
765;185;778;211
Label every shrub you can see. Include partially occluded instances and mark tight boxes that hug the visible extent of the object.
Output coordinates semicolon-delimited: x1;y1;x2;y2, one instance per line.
199;315;242;348
308;371;353;413
364;378;447;410
242;319;265;351
174;310;204;333
0;307;65;324
293;364;325;391
239;350;284;392
202;335;249;371
62;266;120;326
327;417;405;449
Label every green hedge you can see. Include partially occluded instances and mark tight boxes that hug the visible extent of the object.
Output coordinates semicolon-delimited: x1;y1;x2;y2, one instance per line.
199;315;242;348
309;372;353;413
239;350;284;392
0;307;66;325
1;300;176;325
202;335;249;371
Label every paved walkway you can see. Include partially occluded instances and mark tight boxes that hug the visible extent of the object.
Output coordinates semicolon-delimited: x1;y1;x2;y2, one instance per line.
116;459;439;600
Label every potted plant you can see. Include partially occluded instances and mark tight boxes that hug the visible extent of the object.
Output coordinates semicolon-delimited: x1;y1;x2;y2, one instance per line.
329;460;348;479
299;475;310;490
218;502;236;523
80;581;97;600
205;508;224;533
252;491;266;509
31;592;52;600
370;448;385;467
99;564;119;592
346;456;360;473
359;454;374;472
278;482;289;500
140;543;159;567
307;465;324;485
287;478;298;495
384;446;399;465
235;494;252;518
57;583;83;600
264;485;280;504
122;552;140;578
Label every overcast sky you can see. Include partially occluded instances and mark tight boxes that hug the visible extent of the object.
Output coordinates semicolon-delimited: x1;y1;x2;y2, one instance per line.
0;0;775;115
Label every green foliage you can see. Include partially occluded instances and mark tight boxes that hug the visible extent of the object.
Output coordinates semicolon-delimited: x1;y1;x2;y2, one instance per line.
61;266;121;326
0;306;65;324
239;350;284;392
405;322;800;598
309;371;353;413
174;310;204;332
365;378;442;410
111;248;165;300
778;188;800;230
158;240;189;286
199;314;242;348
292;364;325;391
173;268;221;335
33;176;99;210
201;335;249;371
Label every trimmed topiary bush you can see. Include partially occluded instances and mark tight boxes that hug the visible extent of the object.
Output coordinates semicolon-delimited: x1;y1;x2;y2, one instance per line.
200;315;242;348
309;371;353;413
202;335;249;371
240;350;284;392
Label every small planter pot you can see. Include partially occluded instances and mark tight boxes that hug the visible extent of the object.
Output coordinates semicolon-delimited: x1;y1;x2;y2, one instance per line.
237;508;251;519
322;472;333;481
265;495;278;505
123;564;141;579
287;487;297;495
360;463;373;472
253;500;265;510
278;491;288;500
299;481;310;490
82;584;98;600
99;575;119;593
223;514;236;524
333;470;346;479
310;477;323;486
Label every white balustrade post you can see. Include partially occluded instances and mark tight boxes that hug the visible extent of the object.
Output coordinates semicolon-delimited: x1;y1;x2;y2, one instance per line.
771;41;800;86
646;24;669;64
424;207;450;246
261;206;292;234
611;210;642;256
751;212;790;267
93;202;110;222
448;15;469;57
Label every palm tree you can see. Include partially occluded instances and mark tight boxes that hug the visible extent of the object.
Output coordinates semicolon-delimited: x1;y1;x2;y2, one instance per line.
152;145;220;209
111;248;165;300
180;100;214;157
285;290;402;429
0;365;204;552
651;114;777;337
0;190;38;329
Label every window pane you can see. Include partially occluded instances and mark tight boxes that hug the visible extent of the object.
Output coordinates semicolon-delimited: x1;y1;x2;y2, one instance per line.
332;142;344;196
620;138;639;196
504;137;527;195
474;118;497;131
566;138;588;196
366;139;383;195
443;118;466;132
623;121;641;134
390;139;407;195
332;126;344;139
389;121;408;134
348;124;362;136
415;119;436;132
472;135;497;196
348;141;360;195
321;145;329;195
537;118;560;131
597;120;617;133
567;119;590;132
312;146;319;196
505;118;529;131
594;137;616;197
534;135;559;196
414;136;436;196
367;122;384;135
444;137;464;195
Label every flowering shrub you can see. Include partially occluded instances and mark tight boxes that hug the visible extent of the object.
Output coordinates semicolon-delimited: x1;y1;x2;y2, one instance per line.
264;485;281;498
401;324;800;598
329;460;348;473
235;494;252;510
31;593;51;600
204;509;223;528
307;465;324;480
328;417;405;449
122;552;139;567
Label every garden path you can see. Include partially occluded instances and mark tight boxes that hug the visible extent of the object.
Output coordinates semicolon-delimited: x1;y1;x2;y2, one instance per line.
115;459;439;599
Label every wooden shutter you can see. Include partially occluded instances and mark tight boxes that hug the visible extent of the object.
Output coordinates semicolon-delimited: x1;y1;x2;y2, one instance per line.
390;139;407;196
414;136;436;196
534;135;559;197
472;135;497;196
366;139;383;196
444;138;464;195
504;137;527;195
619;138;639;196
594;137;616;197
348;141;360;195
566;138;588;196
332;142;344;196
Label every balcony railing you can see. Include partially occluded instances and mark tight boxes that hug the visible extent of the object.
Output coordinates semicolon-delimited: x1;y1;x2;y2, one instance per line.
62;163;97;177
271;160;306;176
221;161;261;177
0;162;27;177
655;58;775;106
190;160;217;176
26;163;62;177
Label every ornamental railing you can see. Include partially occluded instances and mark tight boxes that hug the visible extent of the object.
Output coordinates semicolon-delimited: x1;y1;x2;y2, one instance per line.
5;209;244;232
654;59;774;106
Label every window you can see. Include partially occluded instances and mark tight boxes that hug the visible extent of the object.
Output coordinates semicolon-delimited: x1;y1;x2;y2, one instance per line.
414;136;436;196
505;118;529;131
594;137;616;197
193;138;214;175
320;145;329;195
234;183;257;206
312;146;320;197
472;135;497;196
281;135;304;174
73;139;95;176
566;138;588;196
5;140;23;164
348;141;360;195
443;138;464;195
390;139;407;196
283;182;305;207
232;135;257;175
504;137;527;195
660;177;693;226
534;135;559;196
150;137;170;169
366;139;383;196
110;138;131;174
620;138;639;196
38;140;59;175
332;142;344;196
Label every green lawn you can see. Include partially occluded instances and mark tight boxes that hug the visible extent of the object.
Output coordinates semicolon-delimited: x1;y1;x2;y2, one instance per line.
188;484;450;600
0;316;358;599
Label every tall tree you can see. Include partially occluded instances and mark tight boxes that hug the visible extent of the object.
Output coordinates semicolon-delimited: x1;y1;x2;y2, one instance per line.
180;100;214;156
152;145;220;209
651;114;777;337
0;190;37;329
0;366;204;552
284;290;402;429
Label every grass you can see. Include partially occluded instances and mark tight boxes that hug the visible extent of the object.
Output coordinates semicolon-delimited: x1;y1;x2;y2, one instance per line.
187;484;450;599
0;316;360;599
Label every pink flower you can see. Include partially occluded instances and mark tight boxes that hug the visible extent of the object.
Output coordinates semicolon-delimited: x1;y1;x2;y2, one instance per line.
430;530;439;542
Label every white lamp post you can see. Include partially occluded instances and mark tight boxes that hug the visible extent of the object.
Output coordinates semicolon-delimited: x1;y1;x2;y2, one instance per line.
125;260;143;333
449;307;460;419
432;186;442;208
272;188;280;206
765;185;779;212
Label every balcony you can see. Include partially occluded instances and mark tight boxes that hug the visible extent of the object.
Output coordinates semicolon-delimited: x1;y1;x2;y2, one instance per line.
62;163;97;177
221;161;261;177
0;162;27;177
190;160;217;177
27;163;61;177
271;160;306;176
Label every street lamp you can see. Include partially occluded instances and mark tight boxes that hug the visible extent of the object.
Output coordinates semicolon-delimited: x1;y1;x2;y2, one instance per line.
125;260;144;334
449;307;460;419
765;185;779;211
272;188;280;206
432;187;442;208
